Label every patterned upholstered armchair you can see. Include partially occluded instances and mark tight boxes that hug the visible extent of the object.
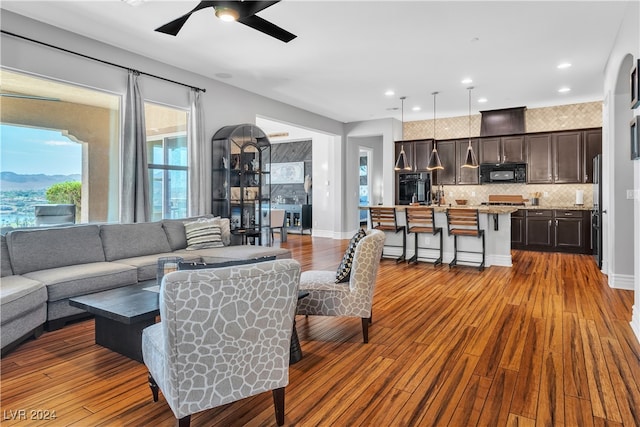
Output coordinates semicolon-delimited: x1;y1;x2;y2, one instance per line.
296;229;385;343
142;259;301;427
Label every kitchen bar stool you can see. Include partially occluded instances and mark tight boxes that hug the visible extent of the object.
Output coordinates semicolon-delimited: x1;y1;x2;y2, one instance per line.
446;208;485;271
369;207;405;263
405;206;443;266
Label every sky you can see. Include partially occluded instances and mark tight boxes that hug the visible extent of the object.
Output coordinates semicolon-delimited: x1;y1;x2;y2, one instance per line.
0;124;82;175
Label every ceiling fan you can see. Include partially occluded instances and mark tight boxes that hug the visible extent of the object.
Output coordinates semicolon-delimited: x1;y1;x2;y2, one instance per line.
155;1;296;43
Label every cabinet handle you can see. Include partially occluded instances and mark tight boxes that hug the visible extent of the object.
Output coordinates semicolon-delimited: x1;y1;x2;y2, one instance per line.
564;212;572;216
555;219;558;226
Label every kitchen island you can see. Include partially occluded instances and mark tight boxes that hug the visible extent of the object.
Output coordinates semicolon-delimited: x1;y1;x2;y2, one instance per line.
365;205;518;267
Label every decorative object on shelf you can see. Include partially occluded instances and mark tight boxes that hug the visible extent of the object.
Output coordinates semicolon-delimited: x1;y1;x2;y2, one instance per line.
462;86;479;169
304;174;312;204
394;96;412;171
427;91;444;171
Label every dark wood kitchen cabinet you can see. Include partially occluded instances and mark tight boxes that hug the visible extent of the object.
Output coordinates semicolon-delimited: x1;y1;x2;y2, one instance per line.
514;209;590;253
455;139;479;184
394;139;433;172
554;210;585;250
583;128;602;183
479;135;525;163
526;134;553;183
511;209;525;248
525;209;554;247
432;140;456;185
553;131;582;183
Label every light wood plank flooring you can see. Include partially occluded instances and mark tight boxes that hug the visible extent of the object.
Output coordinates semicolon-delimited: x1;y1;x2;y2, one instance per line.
1;234;639;426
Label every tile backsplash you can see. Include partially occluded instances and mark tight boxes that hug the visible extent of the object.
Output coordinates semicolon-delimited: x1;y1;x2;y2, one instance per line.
439;183;593;208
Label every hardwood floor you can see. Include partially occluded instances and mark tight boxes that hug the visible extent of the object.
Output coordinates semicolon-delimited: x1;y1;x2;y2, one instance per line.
2;234;639;426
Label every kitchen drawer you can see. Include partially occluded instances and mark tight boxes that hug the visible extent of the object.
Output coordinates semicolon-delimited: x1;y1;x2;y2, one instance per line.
554;209;583;218
526;209;553;218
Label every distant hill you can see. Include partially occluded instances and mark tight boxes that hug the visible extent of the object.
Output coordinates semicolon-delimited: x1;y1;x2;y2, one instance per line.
0;172;81;191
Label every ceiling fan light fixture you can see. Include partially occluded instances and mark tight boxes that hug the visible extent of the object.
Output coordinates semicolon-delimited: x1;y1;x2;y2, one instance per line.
215;6;240;22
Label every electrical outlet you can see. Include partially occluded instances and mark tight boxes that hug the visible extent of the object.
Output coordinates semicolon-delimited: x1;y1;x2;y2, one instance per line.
471;191;476;197
544;192;549;197
449;192;453;197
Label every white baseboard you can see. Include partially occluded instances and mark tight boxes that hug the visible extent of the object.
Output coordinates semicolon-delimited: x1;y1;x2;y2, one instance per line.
631;305;640;344
608;273;635;290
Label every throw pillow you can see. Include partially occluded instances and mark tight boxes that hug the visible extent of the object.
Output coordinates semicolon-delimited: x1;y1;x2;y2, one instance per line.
184;218;224;250
219;217;231;246
335;229;367;283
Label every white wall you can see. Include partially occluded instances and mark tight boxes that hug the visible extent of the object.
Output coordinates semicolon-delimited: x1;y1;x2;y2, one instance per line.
602;0;639;341
1;9;346;229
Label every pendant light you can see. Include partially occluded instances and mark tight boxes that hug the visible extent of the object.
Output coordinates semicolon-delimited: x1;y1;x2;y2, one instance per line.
427;91;443;170
394;96;411;171
462;86;479;168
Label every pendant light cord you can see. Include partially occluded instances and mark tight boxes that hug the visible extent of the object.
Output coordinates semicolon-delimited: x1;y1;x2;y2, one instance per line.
468;86;473;147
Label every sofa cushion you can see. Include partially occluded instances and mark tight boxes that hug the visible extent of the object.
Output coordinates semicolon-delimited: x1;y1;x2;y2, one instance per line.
0;275;47;324
6;225;106;275
162;215;213;251
177;245;291;263
184;218;224;250
1;234;13;277
23;262;138;302
115;252;201;282
101;222;172;261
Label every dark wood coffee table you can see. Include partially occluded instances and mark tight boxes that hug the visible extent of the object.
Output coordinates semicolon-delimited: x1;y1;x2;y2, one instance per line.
70;282;309;364
69;281;158;362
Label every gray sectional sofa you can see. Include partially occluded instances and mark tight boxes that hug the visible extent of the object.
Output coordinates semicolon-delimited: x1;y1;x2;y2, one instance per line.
0;217;291;354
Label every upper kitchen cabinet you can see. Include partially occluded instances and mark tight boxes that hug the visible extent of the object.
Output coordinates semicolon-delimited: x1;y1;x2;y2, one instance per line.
526;133;553;183
432;140;456;185
455;139;480;184
479;135;525;163
394;139;433;172
583;128;602;183
553;131;582;183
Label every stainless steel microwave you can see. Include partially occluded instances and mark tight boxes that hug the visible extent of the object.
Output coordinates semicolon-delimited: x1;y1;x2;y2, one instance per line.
479;163;526;184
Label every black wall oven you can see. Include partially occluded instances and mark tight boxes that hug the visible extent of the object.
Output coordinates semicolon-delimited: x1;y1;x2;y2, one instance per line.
397;173;431;205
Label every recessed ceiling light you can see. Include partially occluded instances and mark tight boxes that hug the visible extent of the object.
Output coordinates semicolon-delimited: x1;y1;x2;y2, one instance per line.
385;90;395;96
558;87;571;93
461;78;473;85
412;106;421;111
478;97;488;103
557;62;572;69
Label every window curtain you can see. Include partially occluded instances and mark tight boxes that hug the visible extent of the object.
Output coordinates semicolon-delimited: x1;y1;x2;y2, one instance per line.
121;70;150;223
188;88;206;216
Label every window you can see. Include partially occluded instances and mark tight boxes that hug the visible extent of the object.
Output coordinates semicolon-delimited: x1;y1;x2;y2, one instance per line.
145;103;188;221
0;69;120;226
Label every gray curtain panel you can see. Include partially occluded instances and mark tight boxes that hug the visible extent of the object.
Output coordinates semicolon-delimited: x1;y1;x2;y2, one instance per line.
122;70;150;223
188;88;206;217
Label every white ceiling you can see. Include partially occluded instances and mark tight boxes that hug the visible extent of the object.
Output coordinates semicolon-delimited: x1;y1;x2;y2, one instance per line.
0;1;631;123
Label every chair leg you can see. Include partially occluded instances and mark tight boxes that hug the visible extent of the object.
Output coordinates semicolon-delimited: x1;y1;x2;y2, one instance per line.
396;229;406;263
178;415;191;427
435;230;443;266
479;233;485;271
449;235;458;269
408;232;418;264
272;387;285;426
361;317;370;343
148;373;159;402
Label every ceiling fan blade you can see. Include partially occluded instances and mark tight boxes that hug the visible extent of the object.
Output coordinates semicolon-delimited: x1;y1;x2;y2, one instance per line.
238;14;296;43
155;1;215;36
